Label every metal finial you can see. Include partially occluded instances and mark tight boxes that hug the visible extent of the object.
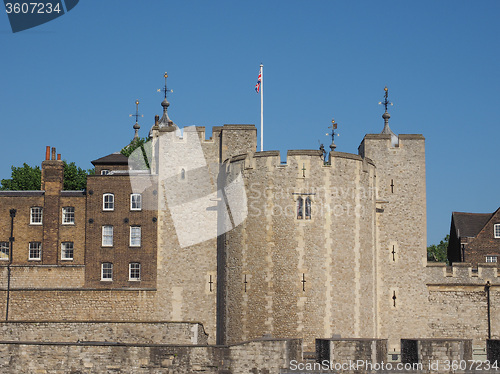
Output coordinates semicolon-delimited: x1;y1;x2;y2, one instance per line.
327;118;339;151
157;72;173;99
129;100;144;123
129;99;143;139
378;86;393;112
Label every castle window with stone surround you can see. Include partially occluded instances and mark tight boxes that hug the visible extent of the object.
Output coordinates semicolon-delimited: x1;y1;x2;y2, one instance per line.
62;207;75;224
486;256;498;263
103;193;114;211
0;242;8;260
129;262;141;281
30;207;43;225
297;197;303;219
495;224;500;239
61;242;74;260
29;242;41;260
102;226;113;247
101;262;113;281
130;226;141;247
130;194;142;211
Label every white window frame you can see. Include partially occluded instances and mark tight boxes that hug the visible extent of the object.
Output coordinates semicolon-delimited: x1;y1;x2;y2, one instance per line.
101;169;110;175
129;262;141;281
61;242;74;260
130;226;141;247
30;207;43;225
29;242;41;260
130;193;142;211
103;193;114;211
495;224;500;239
0;242;9;261
486;256;498;263
101;262;113;281
102;226;113;247
62;207;75;225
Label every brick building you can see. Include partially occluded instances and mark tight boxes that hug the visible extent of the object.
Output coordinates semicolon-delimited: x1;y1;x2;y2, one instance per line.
448;209;500;266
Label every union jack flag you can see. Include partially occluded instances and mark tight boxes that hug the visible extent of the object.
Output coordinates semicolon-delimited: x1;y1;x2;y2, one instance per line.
255;67;262;93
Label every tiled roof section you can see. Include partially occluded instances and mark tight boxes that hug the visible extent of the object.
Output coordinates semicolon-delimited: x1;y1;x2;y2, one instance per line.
452;211;493;238
91;152;128;166
0;191;44;197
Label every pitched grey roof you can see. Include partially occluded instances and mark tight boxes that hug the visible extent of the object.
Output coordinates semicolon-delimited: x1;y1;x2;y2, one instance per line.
452;211;493;238
91;152;128;166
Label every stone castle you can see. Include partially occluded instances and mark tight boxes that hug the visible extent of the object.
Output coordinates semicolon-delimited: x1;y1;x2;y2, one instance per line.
0;81;499;373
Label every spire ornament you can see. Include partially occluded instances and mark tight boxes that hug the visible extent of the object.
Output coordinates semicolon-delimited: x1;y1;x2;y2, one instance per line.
157;72;173;100
129;99;143;139
378;86;398;146
156;72;175;129
327;118;339;152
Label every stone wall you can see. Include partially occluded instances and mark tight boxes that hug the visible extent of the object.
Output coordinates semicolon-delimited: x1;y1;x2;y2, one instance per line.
223;150;377;350
0;338;301;374
316;338;388;367
0;265;85;289
359;133;428;349
0;321;207;345
402;339;472;373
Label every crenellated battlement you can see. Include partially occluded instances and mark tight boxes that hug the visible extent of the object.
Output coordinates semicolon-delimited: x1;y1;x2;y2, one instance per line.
426;262;499;286
228;149;375;170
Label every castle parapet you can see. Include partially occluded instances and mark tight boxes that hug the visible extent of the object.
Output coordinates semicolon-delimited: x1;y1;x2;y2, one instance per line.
426;262;499;288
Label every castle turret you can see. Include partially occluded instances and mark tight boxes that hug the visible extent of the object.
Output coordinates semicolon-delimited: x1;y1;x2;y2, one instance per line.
358;87;427;349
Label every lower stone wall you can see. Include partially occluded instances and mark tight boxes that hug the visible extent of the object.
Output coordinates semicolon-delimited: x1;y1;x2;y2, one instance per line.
316;338;387;366
402;339;472;373
0;339;302;374
0;266;85;288
0;321;207;345
0;290;157;321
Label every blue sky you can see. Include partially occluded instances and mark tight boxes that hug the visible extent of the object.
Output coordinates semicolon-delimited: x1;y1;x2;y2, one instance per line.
1;0;499;245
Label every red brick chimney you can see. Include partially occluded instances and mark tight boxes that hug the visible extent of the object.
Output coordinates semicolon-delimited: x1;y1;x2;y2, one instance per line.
41;146;64;193
41;146;64;265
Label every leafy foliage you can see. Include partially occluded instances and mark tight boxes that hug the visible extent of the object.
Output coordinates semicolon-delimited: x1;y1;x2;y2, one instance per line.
63;161;95;190
427;235;449;263
0;163;41;191
0;162;94;191
121;137;151;169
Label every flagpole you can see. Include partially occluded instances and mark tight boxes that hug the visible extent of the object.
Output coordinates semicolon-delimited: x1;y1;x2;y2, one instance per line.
260;64;264;152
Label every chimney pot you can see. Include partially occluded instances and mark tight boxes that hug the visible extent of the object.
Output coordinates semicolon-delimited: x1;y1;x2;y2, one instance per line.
51;147;56;160
57;154;61;161
45;146;50;161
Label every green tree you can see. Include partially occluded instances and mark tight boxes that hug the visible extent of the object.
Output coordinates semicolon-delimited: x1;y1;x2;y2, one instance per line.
63;161;95;190
0;163;41;191
0;162;94;191
427;235;449;263
121;137;151;169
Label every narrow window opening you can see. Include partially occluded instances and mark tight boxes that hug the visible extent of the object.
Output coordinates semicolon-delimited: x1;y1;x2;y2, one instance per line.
297;197;303;220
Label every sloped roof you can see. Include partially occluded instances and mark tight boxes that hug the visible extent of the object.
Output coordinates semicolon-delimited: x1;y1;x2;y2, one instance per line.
452;211;494;238
91;152;128;166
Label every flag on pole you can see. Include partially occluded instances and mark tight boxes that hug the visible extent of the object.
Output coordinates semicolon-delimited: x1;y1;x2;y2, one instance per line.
255;67;262;93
